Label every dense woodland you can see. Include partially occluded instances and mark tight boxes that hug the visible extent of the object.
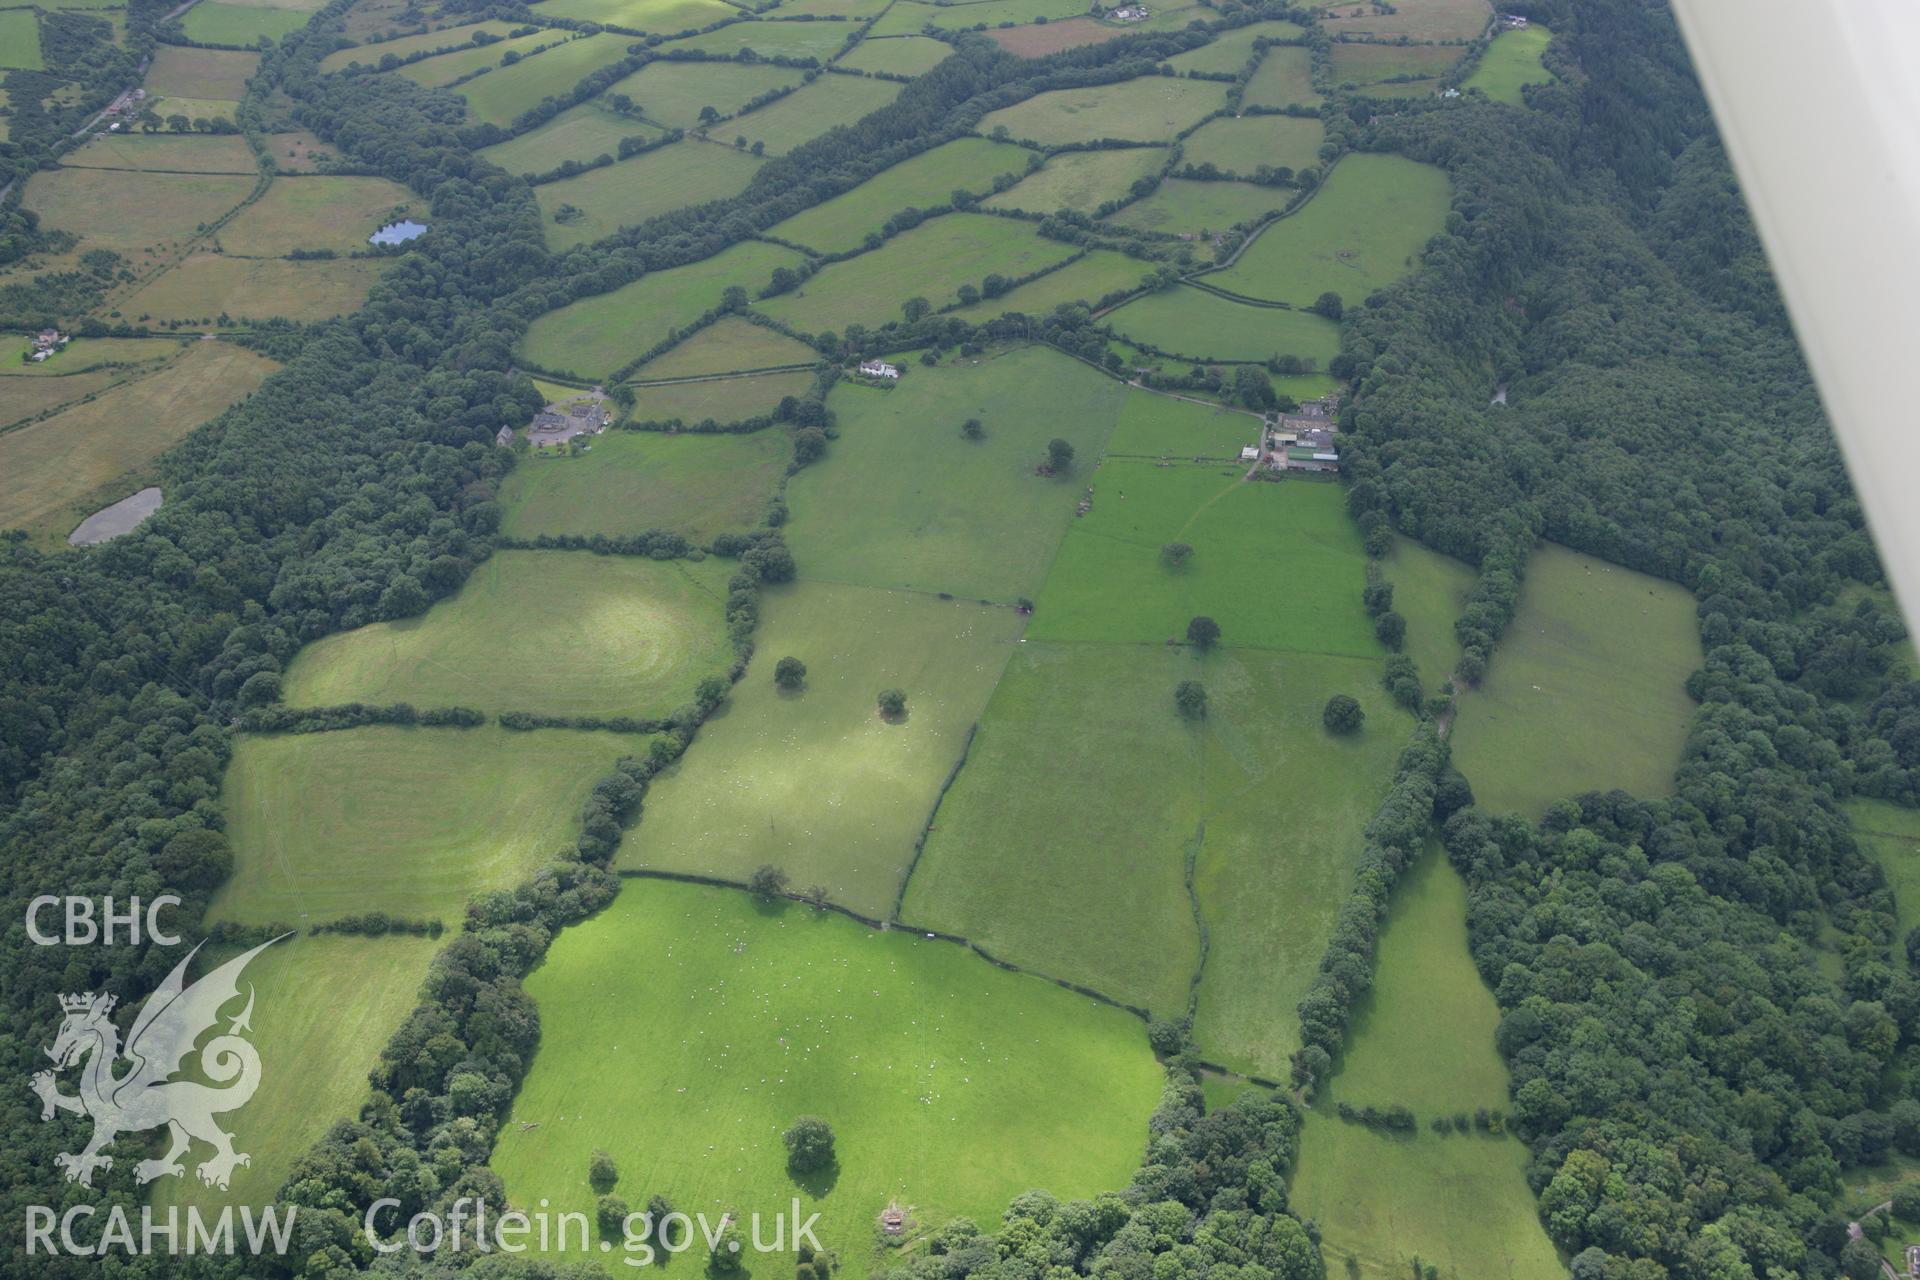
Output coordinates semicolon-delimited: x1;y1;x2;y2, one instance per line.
2;0;1919;1277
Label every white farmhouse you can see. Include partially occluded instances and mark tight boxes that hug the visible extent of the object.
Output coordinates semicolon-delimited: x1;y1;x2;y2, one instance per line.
858;360;901;380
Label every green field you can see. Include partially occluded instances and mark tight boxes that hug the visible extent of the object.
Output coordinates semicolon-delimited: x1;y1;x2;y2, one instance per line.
1163;19;1304;75
215;725;643;926
1105;285;1340;365
769;137;1034;254
145;45;259;99
521;240;805;377
1848;800;1920;938
151;933;440;1212
0;342;276;540
786;346;1127;600
1242;44;1319;109
982;146;1165;216
1103;178;1290;242
777;0;891;16
490;880;1162;1276
617;582;1024;918
534;142;764;250
1290;850;1562;1280
456;34;637;127
317;20;521;73
976;76;1226;146
603;58;805;130
760;213;1077;333
946;248;1148;320
1208;152;1451;307
628;369;815;424
536;0;737;32
1449;543;1702;816
664;19;853;60
1381;536;1476;688
836;34;952;77
121;254;386;324
730;73;900;154
1103;393;1257;459
1328;41;1464;87
0;369;125;427
1028;462;1381;654
1181;115;1323;176
21;168;254;257
0;10;43;69
148;95;241;125
181;2;313;44
393;30;557;87
283;551;731;718
634;315;820;377
480;103;665;176
1322;0;1490;43
61;133;259;173
871;0;1087;35
217;176;416;255
1;334;182;375
1464;25;1553;104
500;428;791;542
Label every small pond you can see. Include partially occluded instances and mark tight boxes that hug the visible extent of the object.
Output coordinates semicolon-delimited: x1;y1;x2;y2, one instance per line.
369;219;428;246
69;486;161;545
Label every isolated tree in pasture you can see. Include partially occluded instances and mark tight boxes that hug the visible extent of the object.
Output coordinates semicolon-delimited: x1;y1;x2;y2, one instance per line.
1323;694;1365;734
1045;437;1074;475
1175;680;1208;719
775;656;807;690
1186;616;1221;650
749;864;788;900
877;688;908;719
1162;542;1193;569
902;296;931;322
783;1116;836;1173
589;1149;618;1192
961;417;984;441
597;1195;629;1235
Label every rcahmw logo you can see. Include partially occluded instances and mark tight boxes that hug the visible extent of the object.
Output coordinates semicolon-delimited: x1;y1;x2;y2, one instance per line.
24;935;299;1258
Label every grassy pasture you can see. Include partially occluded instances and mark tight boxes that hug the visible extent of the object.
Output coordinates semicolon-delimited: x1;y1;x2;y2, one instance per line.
1321;0;1491;43
491;880;1161;1276
1449;543;1701;816
1;334;180;375
21;168;254;257
1104;285;1340;364
1103;178;1289;241
148;95;240;125
786;345;1128;600
520;240;805;377
317;20;520;73
283;551;732;718
635;315;819;377
976;75;1225;146
769;136;1033;254
181;2;313;43
479;103;664;175
836;33;951;76
393;30;556;87
1187;651;1402;1076
1463;24;1553;103
1290;851;1561;1280
1027;461;1382;656
121;254;386;323
664;19;853;60
0;9;43;69
151;933;440;1213
604;58;805;130
617;582;1024;918
534;142;765;250
777;0;891;16
1847;800;1920;938
61;133;258;173
1241;44;1319;108
500;427;790;542
217;175;416;255
1103;392;1257;459
145;45;258;100
628;368;815;423
1363;78;1442;99
0;369;125;427
984;18;1129;56
1328;40;1464;86
947;248;1148;319
730;73;900;154
982;145;1165;216
1209;152;1451;307
1381;536;1475;687
456;33;636;126
760;213;1076;333
216;725;643;926
901;641;1208;1015
0;342;275;540
1181;114;1323;175
536;0;738;32
1164;19;1304;74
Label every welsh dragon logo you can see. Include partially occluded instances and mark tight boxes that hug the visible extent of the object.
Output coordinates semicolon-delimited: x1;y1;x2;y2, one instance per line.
31;937;287;1191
